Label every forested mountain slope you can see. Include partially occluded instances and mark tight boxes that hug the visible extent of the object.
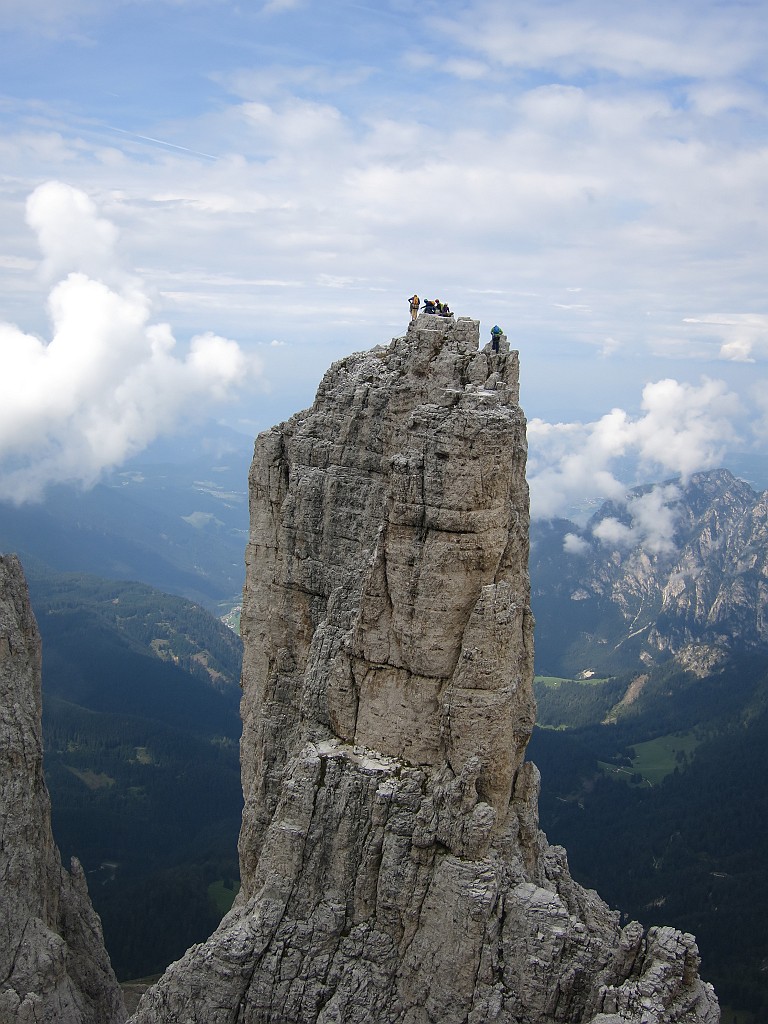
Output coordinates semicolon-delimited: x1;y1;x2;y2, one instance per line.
27;569;244;982
529;469;768;1017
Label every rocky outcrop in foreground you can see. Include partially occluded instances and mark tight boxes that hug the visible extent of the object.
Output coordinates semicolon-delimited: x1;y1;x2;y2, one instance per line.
0;554;126;1024
132;316;718;1023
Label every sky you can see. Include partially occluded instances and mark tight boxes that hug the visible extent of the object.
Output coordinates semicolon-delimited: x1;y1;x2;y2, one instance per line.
1;0;766;534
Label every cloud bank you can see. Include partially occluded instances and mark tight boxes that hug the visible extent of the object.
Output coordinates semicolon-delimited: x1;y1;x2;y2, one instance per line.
0;182;256;503
527;376;741;553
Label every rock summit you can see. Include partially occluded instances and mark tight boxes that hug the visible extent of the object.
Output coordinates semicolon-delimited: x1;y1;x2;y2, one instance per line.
130;314;718;1022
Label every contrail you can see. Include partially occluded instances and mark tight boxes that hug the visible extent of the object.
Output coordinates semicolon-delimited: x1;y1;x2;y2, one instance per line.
107;125;218;161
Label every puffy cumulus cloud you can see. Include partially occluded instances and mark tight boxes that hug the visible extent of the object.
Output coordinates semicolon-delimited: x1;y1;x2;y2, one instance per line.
632;378;740;479
528;377;740;538
527;409;634;520
591;517;633;549
592;483;682;555
0;182;258;503
563;532;590;556
26;181;120;283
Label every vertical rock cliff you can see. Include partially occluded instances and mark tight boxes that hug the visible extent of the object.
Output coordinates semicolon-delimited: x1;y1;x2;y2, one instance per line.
0;554;126;1024
132;316;719;1023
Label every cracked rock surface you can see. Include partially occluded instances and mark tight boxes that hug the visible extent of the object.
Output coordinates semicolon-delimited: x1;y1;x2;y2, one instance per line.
0;554;126;1024
131;317;719;1023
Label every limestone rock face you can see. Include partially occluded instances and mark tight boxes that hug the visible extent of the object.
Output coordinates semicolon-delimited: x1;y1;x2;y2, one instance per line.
0;554;127;1024
132;316;718;1023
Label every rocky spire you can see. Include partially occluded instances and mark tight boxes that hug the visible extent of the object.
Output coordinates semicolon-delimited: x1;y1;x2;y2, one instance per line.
132;316;719;1023
0;554;126;1024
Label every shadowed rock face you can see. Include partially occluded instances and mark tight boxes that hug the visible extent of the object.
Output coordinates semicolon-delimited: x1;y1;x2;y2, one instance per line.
131;317;719;1023
0;554;126;1024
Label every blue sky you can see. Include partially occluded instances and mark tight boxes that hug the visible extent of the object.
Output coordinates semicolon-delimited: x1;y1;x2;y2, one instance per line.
1;0;766;522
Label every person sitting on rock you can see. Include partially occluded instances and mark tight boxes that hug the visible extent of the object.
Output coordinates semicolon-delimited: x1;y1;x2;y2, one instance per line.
408;294;420;321
440;303;452;317
423;298;436;314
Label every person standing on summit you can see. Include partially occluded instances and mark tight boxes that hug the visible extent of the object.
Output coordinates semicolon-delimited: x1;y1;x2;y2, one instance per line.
408;294;420;321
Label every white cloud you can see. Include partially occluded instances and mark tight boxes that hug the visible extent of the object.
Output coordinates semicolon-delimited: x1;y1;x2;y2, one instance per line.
0;182;258;503
626;483;681;554
683;313;768;364
527;409;633;520
588;483;682;556
600;337;620;357
563;532;590;556
592;483;682;555
687;82;764;118
528;377;740;521
592;516;634;549
26;180;120;283
631;378;740;479
433;1;761;80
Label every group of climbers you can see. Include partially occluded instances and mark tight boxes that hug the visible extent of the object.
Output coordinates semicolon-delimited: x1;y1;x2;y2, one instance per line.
407;294;452;320
424;298;452;317
407;295;504;352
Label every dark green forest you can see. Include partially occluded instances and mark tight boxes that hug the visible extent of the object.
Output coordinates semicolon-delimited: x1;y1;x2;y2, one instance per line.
528;652;768;1017
30;571;244;981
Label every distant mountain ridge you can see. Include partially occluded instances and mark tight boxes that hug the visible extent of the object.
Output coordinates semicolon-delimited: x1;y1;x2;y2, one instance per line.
531;468;768;677
528;467;768;1015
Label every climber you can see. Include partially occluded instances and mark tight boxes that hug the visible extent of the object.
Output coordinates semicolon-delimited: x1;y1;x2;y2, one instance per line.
423;298;436;314
491;325;503;352
408;294;420;321
440;303;452;317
